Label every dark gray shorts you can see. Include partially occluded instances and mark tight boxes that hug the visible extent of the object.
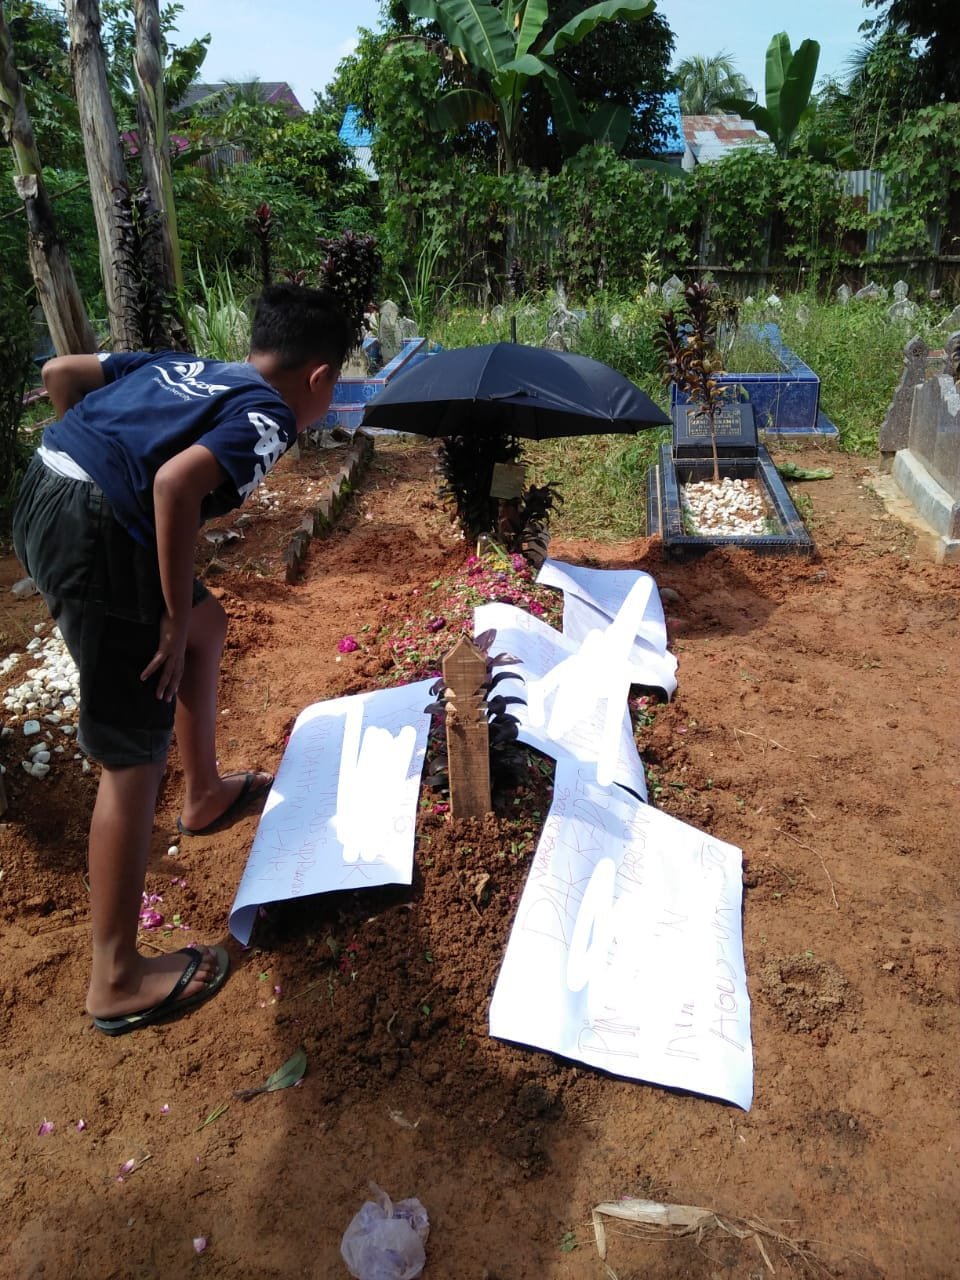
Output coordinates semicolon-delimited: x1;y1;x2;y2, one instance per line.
12;452;209;767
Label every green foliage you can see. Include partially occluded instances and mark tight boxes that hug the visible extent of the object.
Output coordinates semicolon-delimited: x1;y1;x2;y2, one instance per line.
777;292;939;455
183;262;250;361
437;432;524;540
674;51;752;114
878;103;960;257
721;31;820;158
0;280;35;519
402;0;658;171
690;149;862;276
317;230;383;346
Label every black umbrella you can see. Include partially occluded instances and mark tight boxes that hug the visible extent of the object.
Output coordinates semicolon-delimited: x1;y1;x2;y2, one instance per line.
360;342;670;439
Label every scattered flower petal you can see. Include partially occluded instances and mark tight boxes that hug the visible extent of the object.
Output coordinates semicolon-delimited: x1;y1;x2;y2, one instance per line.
193;1237;208;1255
160;1104;170;1115
75;1119;87;1132
37;1119;54;1136
337;635;359;654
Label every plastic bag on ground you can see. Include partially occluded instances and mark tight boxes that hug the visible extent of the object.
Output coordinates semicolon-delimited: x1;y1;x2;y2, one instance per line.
340;1183;429;1280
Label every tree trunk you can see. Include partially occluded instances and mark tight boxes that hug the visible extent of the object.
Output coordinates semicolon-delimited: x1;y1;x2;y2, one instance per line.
0;8;98;355
66;0;139;350
133;0;182;294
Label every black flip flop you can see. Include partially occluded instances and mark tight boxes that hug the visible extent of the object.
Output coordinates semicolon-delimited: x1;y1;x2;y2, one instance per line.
92;945;230;1036
176;771;273;837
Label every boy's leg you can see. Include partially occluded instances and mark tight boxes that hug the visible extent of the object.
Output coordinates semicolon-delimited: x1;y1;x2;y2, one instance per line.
85;759;219;1018
175;592;271;832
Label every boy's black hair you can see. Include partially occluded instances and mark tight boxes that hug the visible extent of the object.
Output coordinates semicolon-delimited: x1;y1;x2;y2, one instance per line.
250;283;352;371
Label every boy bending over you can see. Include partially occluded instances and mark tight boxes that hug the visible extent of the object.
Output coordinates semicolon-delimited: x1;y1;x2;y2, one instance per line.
13;284;350;1034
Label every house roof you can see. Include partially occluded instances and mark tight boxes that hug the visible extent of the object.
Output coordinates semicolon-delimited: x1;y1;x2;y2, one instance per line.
653;90;685;157
681;113;770;164
339;106;377;180
175;81;303;115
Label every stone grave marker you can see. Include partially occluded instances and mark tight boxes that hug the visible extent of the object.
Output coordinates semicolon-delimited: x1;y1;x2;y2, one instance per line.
879;335;929;460
378;299;401;364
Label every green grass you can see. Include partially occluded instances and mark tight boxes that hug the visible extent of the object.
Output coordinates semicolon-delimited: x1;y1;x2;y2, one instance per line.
420;287;955;539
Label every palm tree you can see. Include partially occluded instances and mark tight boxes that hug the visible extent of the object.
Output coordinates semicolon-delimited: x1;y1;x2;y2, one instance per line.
674;51;752;114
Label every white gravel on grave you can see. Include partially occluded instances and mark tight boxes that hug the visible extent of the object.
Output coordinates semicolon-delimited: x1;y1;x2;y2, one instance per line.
1;623;83;780
681;476;774;537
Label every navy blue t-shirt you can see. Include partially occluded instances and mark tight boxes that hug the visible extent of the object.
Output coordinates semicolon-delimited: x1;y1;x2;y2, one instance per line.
43;351;297;546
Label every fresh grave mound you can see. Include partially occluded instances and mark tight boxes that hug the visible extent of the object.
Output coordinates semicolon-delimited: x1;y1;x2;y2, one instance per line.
0;439;958;1279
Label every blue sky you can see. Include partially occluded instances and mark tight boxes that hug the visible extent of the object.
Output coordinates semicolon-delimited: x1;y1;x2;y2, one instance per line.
169;0;872;111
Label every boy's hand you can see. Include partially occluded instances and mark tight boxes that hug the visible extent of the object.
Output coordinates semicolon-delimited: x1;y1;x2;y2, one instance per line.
141;612;189;701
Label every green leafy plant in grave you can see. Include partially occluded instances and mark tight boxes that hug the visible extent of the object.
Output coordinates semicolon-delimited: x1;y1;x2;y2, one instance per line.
316;229;382;349
423;624;528;793
657;281;732;484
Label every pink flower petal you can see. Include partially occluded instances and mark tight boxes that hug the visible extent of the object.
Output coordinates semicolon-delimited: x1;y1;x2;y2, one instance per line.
37;1119;54;1136
193;1236;208;1255
337;635;359;654
75;1119;87;1132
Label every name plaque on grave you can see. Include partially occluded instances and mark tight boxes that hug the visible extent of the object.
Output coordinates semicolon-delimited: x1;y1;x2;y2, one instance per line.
673;402;758;459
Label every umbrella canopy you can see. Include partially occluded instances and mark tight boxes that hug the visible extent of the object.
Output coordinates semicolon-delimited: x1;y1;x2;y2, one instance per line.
360;342;670;440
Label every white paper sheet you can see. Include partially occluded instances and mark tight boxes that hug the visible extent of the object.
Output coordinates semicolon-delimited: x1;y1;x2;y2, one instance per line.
475;602;647;800
228;680;433;944
536;558;678;698
489;760;753;1109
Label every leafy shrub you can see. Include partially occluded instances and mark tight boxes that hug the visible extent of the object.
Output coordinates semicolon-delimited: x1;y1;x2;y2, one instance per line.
316;229;382;348
0;282;36;520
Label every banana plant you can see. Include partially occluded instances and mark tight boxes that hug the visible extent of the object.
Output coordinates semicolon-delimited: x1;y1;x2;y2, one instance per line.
720;31;820;158
404;0;655;172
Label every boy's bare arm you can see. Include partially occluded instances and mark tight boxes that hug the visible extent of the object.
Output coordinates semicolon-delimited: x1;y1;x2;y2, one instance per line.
144;444;228;701
42;356;106;418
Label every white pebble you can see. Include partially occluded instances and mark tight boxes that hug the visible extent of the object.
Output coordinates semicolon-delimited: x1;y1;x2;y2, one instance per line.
31;762;50;777
81;759;91;774
32;750;51;764
33;622;44;634
167;845;179;857
23;720;41;736
61;725;75;736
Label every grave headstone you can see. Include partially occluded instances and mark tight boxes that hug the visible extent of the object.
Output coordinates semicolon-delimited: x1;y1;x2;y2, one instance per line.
855;281;887;301
542;330;568;352
645;282;660;297
795;304;811;328
398;316;418;341
610;313;623;331
879;335;928;459
888;298;920;324
836;284;852;305
766;294;782;310
939;305;960;332
442;636;491;819
893;280;910;302
662;275;684;305
491;304;506;326
378;299;402;364
909;376;960;502
672;402;758;459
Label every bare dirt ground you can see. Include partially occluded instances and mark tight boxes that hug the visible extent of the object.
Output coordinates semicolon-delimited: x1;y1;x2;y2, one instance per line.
0;436;957;1280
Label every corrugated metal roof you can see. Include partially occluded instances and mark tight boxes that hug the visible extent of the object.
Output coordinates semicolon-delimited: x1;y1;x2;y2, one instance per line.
682;113;770;164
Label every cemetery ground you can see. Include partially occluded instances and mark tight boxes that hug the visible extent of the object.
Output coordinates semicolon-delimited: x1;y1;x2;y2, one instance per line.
0;434;957;1280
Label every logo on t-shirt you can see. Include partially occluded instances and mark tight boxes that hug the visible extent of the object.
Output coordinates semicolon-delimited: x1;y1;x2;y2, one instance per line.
153;360;229;400
237;411;289;500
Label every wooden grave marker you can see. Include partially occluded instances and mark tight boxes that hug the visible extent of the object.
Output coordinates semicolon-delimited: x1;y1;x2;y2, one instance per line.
442;635;491;819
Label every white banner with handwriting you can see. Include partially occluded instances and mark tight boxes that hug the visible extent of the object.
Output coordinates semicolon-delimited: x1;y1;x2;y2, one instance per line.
489;760;753;1109
228;680;433;945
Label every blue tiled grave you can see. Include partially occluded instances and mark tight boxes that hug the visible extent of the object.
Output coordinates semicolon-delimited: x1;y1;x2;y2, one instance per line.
670;324;838;442
323;337;429;432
